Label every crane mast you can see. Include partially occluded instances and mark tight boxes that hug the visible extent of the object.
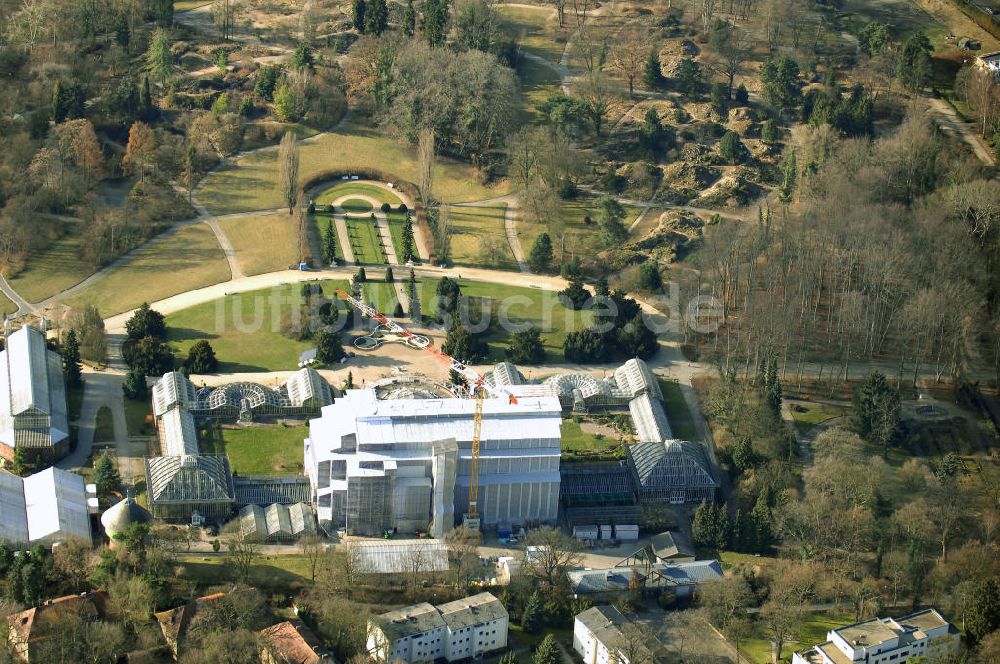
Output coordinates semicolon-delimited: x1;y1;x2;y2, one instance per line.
334;288;516;530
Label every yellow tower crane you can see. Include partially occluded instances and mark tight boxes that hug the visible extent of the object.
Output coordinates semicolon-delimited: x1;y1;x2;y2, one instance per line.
335;289;517;530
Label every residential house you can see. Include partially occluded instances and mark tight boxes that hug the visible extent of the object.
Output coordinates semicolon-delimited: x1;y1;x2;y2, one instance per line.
260;620;337;664
573;605;651;664
7;592;109;662
367;592;508;663
154;592;226;659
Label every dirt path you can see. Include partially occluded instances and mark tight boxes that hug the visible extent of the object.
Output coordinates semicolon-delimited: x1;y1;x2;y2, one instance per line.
927;97;996;166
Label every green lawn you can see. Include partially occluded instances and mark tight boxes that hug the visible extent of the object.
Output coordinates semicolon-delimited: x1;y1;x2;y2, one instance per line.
174;0;212;10
9;229;94;304
517;57;562;124
497;5;565;63
198;120;508;215
363;280;401;313
345;216;389;265
743;610;852;664
659;379;701;441
125;398;154;437
164;280;349;372
314;181;403;207
64;224;231;316
518;197;645;263
446;205;516;269
0;292;14;316
94;406;115;443
416;278;593;362
216;213;301;276
219;424;306;476
789;401;849;433
340;198;374;213
175;553;313;591
387;211;416;263
561;419;623;461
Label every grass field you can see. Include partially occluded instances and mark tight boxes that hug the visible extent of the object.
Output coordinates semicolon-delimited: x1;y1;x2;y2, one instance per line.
94;406;115;443
340;198;374;213
220;424;306;475
446;205;516;269
345;216;389;264
497;5;565;63
198;120;508;215
743;610;853;664
216;213;300;276
165;280;349;372
314;181;403;207
9;229;94;304
64;224;231;316
125;398;154;437
416;278;592;362
0;293;15;316
174;0;213;10
561;419;623;461
175;553;312;591
364;280;401;313
659;379;701;441
789;401;849;433
517;57;562;124
518;197;644;263
387;210;415;263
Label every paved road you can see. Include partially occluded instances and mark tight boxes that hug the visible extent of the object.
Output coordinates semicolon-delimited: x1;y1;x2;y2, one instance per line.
57;372;128;471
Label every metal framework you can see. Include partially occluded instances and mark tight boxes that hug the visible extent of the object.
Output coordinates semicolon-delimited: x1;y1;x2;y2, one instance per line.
335;289;518;530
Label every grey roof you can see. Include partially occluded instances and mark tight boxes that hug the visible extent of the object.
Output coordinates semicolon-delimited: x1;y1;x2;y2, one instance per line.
0;326;69;449
650;560;723;585
146;455;234;505
612;359;662;400
568;568;636;594
100;497;152;537
649;531;694;559
0;467;92;544
152;372;197;418
629;393;673;443
628;440;716;489
485;362;525;388
160;407;199;457
239;502;316;540
576;605;652;664
283;368;334;407
372;602;446;640
438;593;507;631
352;539;450;574
0;471;28;542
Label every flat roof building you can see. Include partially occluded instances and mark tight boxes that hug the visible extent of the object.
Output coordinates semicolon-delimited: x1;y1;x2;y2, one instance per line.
792;609;960;664
367;592;508;663
0;325;70;462
305;387;562;535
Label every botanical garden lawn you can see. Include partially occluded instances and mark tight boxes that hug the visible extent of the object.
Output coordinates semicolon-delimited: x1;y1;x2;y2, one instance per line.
560;419;623;461
517;57;562;124
415;277;593;362
218;423;306;476
339;198;374;213
363;280;401;312
313;181;403;207
345;217;388;265
197;121;509;215
64;224;231;316
216;213;300;276
164;280;349;372
743;611;853;664
446;205;516;270
0;293;15;317
9;228;95;304
658;379;701;441
517;196;645;261
387;210;413;262
496;5;564;63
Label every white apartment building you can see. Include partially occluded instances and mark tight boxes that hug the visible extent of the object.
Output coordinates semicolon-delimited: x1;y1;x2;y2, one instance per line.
304;388;562;536
574;605;649;664
792;609;960;664
367;592;508;663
